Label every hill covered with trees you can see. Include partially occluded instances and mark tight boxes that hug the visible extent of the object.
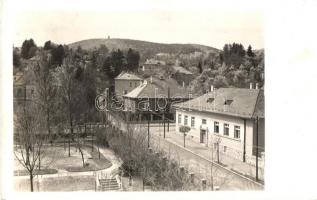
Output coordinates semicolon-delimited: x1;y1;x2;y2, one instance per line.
14;38;264;99
68;38;220;61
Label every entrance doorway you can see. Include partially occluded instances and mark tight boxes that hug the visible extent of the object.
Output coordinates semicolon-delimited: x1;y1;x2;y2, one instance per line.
200;129;206;143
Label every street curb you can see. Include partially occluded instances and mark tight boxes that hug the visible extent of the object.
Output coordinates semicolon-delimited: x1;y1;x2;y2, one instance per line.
156;135;264;188
110;116;264;188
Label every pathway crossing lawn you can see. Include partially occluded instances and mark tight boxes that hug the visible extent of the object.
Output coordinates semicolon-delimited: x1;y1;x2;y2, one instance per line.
15;175;95;192
14;145;112;191
14;145;112;174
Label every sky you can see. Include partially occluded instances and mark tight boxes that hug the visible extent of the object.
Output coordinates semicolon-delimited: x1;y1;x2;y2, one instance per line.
13;0;264;49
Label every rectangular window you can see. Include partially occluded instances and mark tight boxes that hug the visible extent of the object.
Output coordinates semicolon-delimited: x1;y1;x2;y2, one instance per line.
123;90;128;95
130;82;132;87
214;121;219;133
234;126;240;139
224;123;229;136
224;146;227;152
143;102;149;110
191;117;195;127
17;88;23;98
184;115;188;126
202;119;207;124
178;114;182;124
135;82;138;87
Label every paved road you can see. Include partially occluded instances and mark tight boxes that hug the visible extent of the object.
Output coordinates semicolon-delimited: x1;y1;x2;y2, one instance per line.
109;114;263;190
146;127;262;190
147;125;264;180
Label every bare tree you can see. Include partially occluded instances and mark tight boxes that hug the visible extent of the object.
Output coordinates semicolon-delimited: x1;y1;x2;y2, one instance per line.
76;132;86;167
32;52;57;169
107;121;197;191
179;125;190;148
14;101;46;192
58;56;83;157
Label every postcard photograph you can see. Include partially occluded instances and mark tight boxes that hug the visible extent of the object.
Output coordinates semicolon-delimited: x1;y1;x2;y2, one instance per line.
10;0;264;192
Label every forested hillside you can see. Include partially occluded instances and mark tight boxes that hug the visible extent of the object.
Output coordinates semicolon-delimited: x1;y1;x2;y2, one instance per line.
68;38;220;61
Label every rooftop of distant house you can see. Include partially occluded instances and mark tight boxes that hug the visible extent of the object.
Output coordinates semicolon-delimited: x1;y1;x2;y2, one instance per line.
144;59;166;66
123;76;191;99
13;71;25;85
114;71;143;81
172;65;193;75
173;87;264;119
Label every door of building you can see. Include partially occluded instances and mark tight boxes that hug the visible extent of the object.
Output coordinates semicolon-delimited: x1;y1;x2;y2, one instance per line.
200;129;206;143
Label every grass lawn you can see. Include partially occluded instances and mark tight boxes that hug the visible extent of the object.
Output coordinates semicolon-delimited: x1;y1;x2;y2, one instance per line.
14;144;112;174
14;144;113;191
65;145;112;172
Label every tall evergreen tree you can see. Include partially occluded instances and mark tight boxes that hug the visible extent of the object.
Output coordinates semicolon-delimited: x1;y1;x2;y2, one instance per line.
51;45;65;66
247;45;255;57
126;48;140;72
197;61;203;74
43;40;53;50
110;49;124;77
13;49;21;68
21;39;37;59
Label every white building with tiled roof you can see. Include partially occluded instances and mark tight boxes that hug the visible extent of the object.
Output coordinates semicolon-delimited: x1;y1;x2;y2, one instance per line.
173;86;264;164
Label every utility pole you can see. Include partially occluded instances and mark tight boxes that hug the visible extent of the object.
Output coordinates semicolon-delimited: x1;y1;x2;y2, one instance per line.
148;113;150;148
105;87;109;127
243;119;246;162
256;116;259;181
206;128;209;147
211;136;214;191
217;140;220;163
91;123;94;152
163;112;165;139
84;124;87;139
167;87;170;132
183;132;186;148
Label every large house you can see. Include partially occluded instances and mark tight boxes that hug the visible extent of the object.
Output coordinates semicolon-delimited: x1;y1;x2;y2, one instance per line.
140;59;166;75
114;72;143;99
13;71;36;105
122;76;192;121
170;65;195;86
173;86;264;164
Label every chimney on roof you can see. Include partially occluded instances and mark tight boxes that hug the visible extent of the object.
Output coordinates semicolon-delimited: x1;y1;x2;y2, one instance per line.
255;83;259;90
210;85;214;92
250;82;253;89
